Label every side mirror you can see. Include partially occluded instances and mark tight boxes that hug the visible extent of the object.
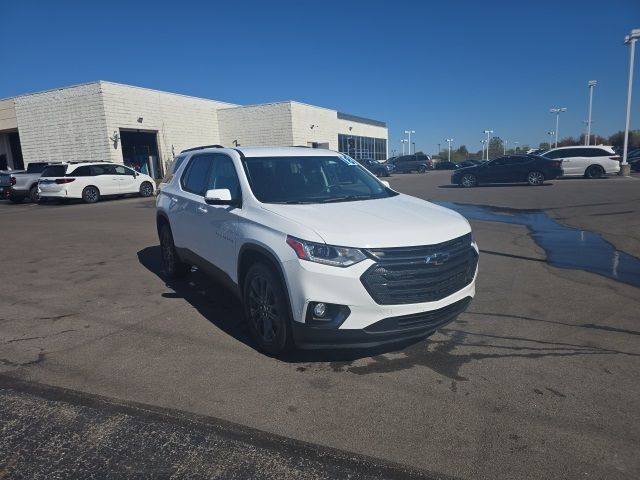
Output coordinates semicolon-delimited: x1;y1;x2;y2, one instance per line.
204;188;237;206
380;180;390;188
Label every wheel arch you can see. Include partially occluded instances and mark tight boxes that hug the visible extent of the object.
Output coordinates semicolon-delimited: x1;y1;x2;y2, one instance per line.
237;243;294;320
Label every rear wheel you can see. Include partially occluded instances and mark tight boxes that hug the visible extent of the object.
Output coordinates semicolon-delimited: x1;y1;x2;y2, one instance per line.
418;165;428;173
585;165;604;179
8;195;25;204
244;263;293;356
139;181;154;197
159;224;189;279
82;186;100;204
29;185;40;203
527;171;545;186
460;174;477;188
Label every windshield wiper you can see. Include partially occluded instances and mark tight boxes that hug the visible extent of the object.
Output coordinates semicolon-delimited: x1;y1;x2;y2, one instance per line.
320;195;373;203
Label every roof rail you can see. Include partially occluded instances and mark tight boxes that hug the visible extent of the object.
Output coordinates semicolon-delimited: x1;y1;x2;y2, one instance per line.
67;160;113;164
181;144;225;153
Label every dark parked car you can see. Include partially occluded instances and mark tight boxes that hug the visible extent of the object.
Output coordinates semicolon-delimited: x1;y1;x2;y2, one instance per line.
455;160;484;169
0;173;12;199
451;154;563;187
388;154;432;173
357;158;393;177
626;148;640;172
434;161;458;170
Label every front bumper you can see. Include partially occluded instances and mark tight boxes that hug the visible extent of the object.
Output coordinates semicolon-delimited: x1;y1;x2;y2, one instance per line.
292;296;472;349
281;245;478;349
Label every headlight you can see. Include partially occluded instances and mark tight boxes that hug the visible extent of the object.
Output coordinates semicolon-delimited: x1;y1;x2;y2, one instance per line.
286;236;366;267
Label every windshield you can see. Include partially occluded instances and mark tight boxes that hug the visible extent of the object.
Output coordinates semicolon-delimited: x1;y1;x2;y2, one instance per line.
242;155;396;204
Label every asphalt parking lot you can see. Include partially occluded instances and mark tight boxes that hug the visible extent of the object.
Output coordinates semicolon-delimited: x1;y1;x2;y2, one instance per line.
1;171;639;479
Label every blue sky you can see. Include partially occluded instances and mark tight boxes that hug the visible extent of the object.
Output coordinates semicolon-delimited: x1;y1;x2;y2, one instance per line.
2;0;639;155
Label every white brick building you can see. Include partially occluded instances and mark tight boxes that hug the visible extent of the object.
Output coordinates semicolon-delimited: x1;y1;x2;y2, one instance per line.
0;81;388;177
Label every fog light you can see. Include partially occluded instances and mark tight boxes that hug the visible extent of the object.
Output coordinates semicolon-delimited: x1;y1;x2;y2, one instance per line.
313;303;326;318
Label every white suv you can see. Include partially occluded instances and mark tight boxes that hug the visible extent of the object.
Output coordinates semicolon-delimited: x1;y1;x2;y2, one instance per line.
540;146;620;178
39;162;156;203
156;146;478;354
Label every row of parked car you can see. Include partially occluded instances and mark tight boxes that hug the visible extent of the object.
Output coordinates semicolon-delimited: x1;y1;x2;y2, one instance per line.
0;161;156;204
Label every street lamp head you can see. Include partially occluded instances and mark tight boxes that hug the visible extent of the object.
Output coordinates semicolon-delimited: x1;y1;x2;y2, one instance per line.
625;28;640;43
483;130;493;134
588;80;597;87
550;107;567;113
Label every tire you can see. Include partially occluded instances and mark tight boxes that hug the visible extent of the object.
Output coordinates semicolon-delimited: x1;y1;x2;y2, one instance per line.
460;174;477;188
243;263;293;356
527;171;545;186
8;195;25;204
139;181;154;197
29;185;40;203
159;224;189;279
82;186;100;204
418;165;428;173
585;165;604;179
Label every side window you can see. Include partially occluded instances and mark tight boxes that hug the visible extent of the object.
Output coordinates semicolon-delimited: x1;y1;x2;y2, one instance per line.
90;165;109;175
181;154;213;195
115;165;135;176
505;156;531;165
591;148;611;157
72;166;92;176
491;157;508;166
544;150;562;159
206;155;241;200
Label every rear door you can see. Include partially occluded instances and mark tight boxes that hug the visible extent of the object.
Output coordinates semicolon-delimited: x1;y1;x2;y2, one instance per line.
480;157;511;182
90;164;120;195
502;156;534;182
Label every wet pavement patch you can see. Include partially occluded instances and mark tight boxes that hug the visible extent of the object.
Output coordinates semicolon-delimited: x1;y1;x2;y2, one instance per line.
435;202;640;288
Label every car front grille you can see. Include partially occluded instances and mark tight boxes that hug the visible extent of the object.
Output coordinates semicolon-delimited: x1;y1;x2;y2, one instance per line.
360;233;478;305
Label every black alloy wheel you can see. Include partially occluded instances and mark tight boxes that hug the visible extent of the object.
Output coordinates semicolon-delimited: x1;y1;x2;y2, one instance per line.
460;173;477;188
527;171;545;186
140;181;154;197
244;263;293;355
82;186;100;204
159;224;189;279
585;165;604;179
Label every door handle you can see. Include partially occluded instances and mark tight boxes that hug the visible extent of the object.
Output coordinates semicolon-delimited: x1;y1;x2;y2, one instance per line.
169;197;178;204
197;205;208;214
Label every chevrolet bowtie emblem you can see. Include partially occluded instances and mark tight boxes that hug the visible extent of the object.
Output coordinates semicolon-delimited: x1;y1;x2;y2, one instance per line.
425;252;450;266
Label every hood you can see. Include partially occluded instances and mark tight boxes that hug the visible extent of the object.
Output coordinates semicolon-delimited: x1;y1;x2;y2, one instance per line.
261;194;471;248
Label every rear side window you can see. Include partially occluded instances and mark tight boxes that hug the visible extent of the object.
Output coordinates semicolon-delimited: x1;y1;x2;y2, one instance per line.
90;165;110;175
41;165;67;177
505;156;532;165
589;148;613;157
71;166;93;176
181;154;213;195
543;150;563;159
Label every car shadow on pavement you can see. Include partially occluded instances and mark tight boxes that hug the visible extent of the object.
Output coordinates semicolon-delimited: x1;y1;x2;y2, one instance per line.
136;246;254;351
136;246;424;363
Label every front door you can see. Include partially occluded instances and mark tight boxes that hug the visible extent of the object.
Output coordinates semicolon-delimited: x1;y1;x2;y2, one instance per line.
198;153;242;281
92;164;120;195
114;165;139;193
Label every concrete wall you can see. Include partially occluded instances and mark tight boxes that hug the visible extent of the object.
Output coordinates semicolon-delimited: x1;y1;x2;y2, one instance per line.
100;82;237;167
290;102;339;149
218;102;294;147
13;83;110;164
0;99;17;131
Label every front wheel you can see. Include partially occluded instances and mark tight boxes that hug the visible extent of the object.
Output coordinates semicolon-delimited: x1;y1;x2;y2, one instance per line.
460;174;477;188
585;165;604;179
29;185;40;202
82;186;100;203
527;171;545;186
244;263;293;356
139;181;154;197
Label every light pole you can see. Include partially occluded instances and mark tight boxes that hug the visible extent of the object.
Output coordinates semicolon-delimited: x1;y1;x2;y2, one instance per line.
514;141;519;153
585;80;597;145
504;140;508;155
446;138;454;162
404;130;415;154
437;143;441;157
622;28;640;175
401;139;408;155
412;142;415;154
483;130;493;160
480;139;486;160
547;131;555;149
549;107;567;148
